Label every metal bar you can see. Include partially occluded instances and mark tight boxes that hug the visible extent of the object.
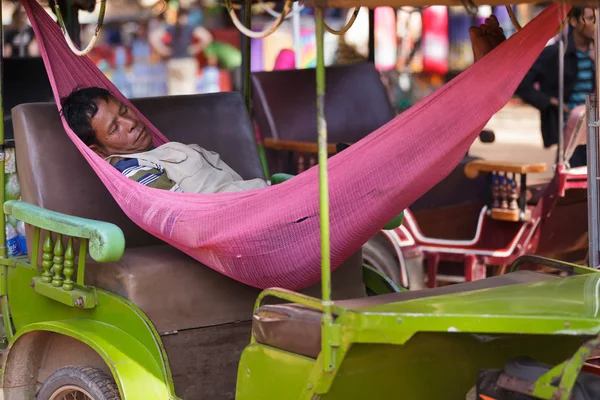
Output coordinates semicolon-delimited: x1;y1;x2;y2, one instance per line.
315;7;334;372
589;8;600;269
292;2;301;68
240;0;270;179
368;8;375;63
241;0;252;114
77;239;88;286
558;31;565;165
519;173;527;215
586;94;599;268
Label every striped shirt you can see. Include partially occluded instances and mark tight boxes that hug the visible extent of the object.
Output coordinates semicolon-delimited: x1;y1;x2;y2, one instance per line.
114;158;182;192
566;50;594;111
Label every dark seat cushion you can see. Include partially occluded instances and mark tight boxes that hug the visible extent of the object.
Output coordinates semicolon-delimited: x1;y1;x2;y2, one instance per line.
253;271;558;358
86;245;364;333
252;62;395;144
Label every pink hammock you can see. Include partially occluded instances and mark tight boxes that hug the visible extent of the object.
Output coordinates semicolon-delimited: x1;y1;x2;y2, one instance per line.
23;0;562;290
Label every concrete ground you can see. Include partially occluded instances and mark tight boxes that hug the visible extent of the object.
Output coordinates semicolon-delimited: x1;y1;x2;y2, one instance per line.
470;101;556;181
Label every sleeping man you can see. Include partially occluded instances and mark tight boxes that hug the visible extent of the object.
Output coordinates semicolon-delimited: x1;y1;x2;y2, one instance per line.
60;16;505;194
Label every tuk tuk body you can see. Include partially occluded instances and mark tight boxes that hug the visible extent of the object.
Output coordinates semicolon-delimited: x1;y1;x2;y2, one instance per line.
1;1;600;399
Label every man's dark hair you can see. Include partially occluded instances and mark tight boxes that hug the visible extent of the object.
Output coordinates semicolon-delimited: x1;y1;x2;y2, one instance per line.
568;7;595;23
60;87;113;145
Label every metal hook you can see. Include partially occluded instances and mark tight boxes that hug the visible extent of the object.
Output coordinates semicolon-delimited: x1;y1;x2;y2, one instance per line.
460;0;478;17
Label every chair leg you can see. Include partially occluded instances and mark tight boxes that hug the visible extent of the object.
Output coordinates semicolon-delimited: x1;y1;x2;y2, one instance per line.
426;253;440;288
494;264;509;276
465;255;486;282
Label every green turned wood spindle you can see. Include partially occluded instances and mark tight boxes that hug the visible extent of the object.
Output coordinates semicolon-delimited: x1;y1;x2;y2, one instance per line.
51;234;65;287
62;238;75;291
41;234;54;283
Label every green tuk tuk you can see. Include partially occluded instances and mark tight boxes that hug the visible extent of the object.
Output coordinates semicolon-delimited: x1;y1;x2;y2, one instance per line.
1;0;600;399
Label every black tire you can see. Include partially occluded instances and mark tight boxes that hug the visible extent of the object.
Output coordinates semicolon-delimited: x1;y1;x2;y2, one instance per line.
37;366;120;400
363;237;402;287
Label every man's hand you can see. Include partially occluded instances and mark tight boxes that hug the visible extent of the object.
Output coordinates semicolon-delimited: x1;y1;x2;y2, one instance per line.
550;97;571;114
468;15;506;62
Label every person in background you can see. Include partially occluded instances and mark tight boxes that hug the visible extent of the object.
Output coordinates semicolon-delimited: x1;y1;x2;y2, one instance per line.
515;7;595;168
4;6;39;57
149;8;213;95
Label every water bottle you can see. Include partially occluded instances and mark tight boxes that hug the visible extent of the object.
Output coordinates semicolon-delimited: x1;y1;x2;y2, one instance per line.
112;47;131;98
16;220;27;256
6;223;20;256
202;66;220;93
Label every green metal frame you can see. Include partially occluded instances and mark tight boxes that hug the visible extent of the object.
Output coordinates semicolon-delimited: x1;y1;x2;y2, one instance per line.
0;2;599;400
0;201;178;399
236;269;600;398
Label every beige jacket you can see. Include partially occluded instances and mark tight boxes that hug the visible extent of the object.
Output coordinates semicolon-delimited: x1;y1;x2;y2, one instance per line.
106;142;267;194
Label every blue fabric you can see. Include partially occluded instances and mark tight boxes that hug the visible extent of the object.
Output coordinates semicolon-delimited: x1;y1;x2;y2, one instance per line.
566;50;594;111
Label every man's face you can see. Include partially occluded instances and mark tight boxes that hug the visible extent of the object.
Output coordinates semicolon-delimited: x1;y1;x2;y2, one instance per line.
89;97;153;158
573;8;596;42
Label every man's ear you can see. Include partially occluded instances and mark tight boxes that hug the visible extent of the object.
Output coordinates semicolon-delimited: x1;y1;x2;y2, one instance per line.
89;144;108;158
569;17;578;28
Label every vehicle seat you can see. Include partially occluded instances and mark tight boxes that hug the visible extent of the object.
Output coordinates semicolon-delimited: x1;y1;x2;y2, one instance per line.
253;271;557;358
252;62;489;211
12;92;366;335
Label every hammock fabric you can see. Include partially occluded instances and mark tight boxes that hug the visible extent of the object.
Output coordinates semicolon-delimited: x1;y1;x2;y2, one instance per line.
23;0;562;290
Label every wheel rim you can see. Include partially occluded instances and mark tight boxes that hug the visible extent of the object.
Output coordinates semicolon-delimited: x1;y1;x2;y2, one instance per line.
49;385;96;400
363;254;387;276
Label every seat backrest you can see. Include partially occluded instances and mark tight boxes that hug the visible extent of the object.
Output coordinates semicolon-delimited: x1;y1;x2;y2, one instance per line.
12;92;264;248
252;62;395;143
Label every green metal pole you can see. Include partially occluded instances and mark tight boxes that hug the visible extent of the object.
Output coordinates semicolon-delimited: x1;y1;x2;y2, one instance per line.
242;0;252;113
0;1;6;260
0;0;12;345
315;8;335;372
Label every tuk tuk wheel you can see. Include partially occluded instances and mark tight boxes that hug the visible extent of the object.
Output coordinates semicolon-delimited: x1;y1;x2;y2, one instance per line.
37;366;120;400
363;237;402;286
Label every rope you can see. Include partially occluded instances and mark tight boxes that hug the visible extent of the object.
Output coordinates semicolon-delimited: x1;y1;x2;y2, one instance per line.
505;5;522;31
54;0;106;56
258;0;303;20
225;0;292;39
323;7;359;35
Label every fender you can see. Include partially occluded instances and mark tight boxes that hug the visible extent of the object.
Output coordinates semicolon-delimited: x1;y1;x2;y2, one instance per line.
3;320;178;400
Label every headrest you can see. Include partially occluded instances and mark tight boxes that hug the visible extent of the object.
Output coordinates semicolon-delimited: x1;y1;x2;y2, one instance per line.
251;62;395;143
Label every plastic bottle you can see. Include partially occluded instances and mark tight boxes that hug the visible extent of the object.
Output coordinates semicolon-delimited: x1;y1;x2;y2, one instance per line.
6;223;20;256
112;47;131;98
16;220;27;256
202;66;220;93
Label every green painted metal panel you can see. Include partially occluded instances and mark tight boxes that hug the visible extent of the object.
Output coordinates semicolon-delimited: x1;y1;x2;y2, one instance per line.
6;263;177;399
236;344;315;400
320;333;588;399
357;273;600;323
14;321;175;399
